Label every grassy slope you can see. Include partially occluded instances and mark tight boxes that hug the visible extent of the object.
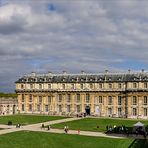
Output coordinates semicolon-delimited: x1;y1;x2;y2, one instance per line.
0;131;134;148
51;118;148;132
0;115;66;125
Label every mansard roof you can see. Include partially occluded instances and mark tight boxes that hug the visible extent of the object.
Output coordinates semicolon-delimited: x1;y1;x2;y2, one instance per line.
15;71;148;83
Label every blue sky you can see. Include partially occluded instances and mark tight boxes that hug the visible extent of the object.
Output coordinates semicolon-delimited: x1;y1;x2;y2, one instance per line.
0;0;148;92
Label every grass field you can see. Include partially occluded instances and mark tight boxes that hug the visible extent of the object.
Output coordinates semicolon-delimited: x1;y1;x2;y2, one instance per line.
0;115;66;125
0;131;136;148
51;118;148;132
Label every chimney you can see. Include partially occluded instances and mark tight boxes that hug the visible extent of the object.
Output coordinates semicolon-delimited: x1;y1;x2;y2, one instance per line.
48;71;52;75
31;72;36;76
63;71;67;74
105;70;109;73
81;70;85;74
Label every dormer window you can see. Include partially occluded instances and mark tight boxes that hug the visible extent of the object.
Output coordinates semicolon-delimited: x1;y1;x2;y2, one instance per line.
109;77;111;81
48;78;51;82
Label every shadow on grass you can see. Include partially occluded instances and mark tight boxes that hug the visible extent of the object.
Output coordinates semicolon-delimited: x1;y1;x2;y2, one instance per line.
128;139;148;148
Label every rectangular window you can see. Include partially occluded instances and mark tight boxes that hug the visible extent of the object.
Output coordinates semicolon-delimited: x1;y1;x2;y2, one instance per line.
99;96;103;103
22;104;24;111
133;108;137;116
29;104;32;111
90;83;93;89
67;105;70;112
21;84;24;89
39;96;42;103
45;105;48;112
29;95;32;102
80;84;83;89
133;83;137;88
77;94;80;103
133;96;137;105
86;94;90;103
67;94;71;102
59;105;62;112
144;96;147;105
59;94;62;102
77;105;80;113
71;84;75;89
108;108;112;115
144;83;147;88
48;96;51;103
109;83;112;89
30;84;33;89
108;96;112;105
37;105;40;111
99;83;103;89
118;83;122;89
39;84;42;89
22;94;24;102
62;84;65;89
48;84;51;89
118;96;122;105
144;108;147;116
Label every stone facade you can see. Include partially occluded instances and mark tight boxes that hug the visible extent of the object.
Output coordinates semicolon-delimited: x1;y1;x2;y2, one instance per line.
15;71;148;118
0;97;18;115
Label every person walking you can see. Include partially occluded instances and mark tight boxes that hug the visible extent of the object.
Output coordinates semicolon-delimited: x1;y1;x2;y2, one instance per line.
78;129;80;134
64;126;67;133
47;125;51;130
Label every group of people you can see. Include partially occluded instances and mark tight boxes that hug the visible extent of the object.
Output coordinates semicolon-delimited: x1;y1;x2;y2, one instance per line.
106;124;148;139
41;123;51;130
106;124;128;134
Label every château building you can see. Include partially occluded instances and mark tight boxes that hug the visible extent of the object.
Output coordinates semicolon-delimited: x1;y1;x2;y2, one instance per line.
0;94;18;115
15;70;148;119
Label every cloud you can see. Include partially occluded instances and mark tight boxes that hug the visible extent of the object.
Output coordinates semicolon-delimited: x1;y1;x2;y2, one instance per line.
0;0;148;92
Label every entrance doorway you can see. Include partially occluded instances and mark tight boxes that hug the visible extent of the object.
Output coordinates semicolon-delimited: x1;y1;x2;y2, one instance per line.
85;106;90;115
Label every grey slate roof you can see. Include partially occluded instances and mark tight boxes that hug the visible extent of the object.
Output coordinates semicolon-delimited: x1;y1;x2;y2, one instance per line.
15;72;148;83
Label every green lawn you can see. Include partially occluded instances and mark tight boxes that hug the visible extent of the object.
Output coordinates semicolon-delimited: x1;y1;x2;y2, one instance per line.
0;131;135;148
0;115;66;125
51;118;148;132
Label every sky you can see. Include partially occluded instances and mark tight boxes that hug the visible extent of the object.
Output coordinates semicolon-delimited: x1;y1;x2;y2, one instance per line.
0;0;148;92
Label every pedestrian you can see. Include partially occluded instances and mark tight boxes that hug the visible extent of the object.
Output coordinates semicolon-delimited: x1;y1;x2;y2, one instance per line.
42;123;44;129
66;126;69;133
47;125;50;130
78;129;80;134
64;126;67;133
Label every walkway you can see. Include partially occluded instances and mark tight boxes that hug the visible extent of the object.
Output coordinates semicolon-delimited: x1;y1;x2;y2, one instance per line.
0;117;146;139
